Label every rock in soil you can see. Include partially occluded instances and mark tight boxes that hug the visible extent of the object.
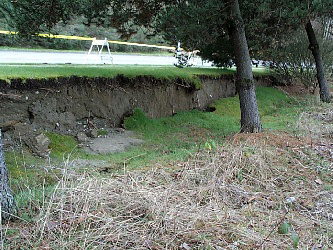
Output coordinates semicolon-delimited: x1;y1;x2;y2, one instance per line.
25;133;51;158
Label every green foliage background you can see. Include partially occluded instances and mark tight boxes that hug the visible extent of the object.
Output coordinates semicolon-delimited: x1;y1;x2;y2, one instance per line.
0;15;167;53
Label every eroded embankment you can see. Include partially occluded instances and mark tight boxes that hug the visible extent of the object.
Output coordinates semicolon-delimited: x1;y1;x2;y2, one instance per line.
0;74;271;152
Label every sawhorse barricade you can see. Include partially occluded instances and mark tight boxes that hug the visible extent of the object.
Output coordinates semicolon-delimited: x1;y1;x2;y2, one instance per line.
86;38;113;64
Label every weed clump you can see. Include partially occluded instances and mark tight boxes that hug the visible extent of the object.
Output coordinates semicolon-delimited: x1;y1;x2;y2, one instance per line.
123;108;150;130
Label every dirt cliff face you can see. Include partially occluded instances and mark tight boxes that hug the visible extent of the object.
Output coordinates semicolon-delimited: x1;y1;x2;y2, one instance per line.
0;75;238;135
0;74;271;148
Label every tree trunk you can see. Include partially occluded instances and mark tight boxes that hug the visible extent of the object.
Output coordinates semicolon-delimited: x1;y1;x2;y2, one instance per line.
230;0;262;132
305;20;331;103
0;130;17;222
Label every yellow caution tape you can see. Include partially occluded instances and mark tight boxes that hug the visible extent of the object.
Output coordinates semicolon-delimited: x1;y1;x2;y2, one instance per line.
0;30;16;35
0;30;176;50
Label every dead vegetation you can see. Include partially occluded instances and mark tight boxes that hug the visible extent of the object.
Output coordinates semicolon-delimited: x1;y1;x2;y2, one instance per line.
3;105;333;249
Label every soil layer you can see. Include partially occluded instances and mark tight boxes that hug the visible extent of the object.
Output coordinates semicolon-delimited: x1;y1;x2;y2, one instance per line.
0;74;271;149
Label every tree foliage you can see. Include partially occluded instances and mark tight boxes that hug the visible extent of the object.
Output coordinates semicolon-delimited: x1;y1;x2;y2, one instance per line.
255;0;332;102
157;0;333;70
0;0;168;39
156;1;235;67
0;0;77;35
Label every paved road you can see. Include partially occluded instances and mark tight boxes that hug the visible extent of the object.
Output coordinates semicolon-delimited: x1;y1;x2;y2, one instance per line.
0;50;212;66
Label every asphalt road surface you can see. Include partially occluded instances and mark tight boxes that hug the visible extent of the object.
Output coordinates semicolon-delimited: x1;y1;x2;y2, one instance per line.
0;50;212;66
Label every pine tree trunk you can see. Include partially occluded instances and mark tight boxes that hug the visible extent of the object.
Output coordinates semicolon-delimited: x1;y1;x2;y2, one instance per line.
305;20;331;103
0;130;17;222
230;0;262;132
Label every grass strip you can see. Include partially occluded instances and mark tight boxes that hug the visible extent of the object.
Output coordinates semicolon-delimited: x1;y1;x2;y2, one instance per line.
0;65;232;80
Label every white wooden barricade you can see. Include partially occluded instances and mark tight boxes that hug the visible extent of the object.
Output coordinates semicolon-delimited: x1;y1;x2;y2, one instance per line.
86;38;113;64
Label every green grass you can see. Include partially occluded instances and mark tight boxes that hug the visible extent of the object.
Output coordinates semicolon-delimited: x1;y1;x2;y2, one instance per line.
119;109;239;167
6;150;60;205
15;185;56;221
0;64;232;81
45;131;78;158
211;86;298;130
0;64;270;86
5;132;75;199
97;129;109;136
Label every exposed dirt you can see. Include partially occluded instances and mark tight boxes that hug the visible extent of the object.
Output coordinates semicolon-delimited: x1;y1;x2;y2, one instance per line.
82;128;144;154
0;74;272;154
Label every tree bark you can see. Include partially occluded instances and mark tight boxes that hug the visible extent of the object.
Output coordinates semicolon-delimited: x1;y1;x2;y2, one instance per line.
230;0;262;132
0;130;17;222
305;20;331;103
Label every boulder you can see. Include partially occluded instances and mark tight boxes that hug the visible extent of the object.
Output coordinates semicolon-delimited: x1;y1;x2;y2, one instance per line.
25;133;51;158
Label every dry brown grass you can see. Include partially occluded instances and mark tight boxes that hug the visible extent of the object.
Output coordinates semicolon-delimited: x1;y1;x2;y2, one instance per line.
3;107;333;249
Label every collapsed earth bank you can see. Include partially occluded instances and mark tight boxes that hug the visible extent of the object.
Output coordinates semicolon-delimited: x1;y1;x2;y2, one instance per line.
0;74;271;155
